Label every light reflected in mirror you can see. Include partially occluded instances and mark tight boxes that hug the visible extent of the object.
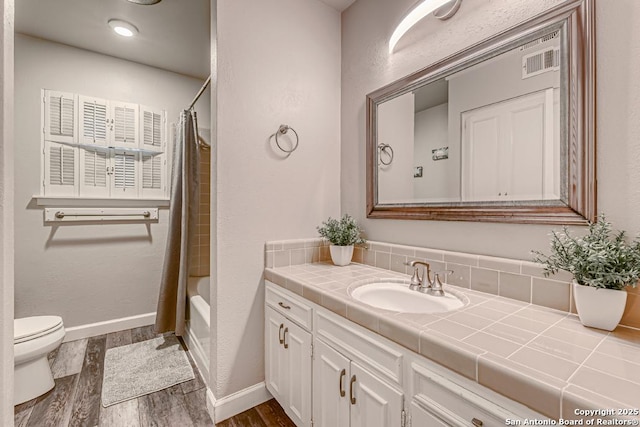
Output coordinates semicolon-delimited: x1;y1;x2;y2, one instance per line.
367;0;595;224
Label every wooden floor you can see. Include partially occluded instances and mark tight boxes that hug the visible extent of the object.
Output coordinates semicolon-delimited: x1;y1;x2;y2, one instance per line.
14;325;212;427
14;325;295;427
216;399;296;427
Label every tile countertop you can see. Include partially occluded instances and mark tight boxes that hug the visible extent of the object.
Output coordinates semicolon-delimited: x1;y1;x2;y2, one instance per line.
264;262;640;421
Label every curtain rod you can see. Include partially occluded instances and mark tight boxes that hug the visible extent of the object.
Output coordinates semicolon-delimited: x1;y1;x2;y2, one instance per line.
187;75;211;111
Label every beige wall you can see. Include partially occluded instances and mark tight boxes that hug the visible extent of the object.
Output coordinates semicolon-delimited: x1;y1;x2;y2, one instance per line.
214;0;341;398
0;0;14;423
14;35;210;328
341;0;640;260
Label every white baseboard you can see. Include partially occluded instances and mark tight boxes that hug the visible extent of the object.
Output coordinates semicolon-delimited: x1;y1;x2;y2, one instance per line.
206;388;216;421
63;312;156;342
206;382;273;423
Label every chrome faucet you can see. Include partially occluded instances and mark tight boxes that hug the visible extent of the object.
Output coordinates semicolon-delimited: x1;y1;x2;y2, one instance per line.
407;260;432;292
407;260;453;297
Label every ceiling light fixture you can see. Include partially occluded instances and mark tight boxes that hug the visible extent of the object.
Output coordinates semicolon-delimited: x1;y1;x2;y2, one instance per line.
126;0;162;4
389;0;462;54
108;19;139;37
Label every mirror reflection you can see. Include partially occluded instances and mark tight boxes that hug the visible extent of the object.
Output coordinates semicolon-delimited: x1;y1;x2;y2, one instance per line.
377;28;563;205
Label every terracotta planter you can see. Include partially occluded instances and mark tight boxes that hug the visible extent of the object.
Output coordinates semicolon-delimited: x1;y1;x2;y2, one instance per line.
329;245;354;267
573;281;627;331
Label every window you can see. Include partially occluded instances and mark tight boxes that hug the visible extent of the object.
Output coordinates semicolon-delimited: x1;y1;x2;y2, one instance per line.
41;89;169;200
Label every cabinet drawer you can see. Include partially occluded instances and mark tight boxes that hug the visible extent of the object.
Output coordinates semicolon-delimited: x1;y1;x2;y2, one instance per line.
410;362;533;427
266;281;313;331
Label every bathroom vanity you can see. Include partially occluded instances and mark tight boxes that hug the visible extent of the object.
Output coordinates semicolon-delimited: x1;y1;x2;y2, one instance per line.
265;280;544;426
263;244;640;427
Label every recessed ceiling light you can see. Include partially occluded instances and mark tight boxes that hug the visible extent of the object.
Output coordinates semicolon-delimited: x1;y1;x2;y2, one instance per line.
108;19;138;37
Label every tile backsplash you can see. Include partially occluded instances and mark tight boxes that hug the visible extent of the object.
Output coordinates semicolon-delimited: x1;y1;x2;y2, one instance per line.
265;239;640;329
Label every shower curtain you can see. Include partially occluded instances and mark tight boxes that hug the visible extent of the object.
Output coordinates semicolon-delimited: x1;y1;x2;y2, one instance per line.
155;110;200;336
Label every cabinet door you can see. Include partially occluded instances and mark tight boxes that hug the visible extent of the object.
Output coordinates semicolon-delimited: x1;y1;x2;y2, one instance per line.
312;339;350;427
350;362;403;427
265;307;286;404
283;320;312;427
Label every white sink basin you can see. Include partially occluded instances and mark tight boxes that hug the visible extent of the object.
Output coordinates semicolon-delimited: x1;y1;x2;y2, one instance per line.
350;281;465;314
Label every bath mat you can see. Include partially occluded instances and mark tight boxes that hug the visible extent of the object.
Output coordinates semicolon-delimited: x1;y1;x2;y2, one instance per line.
101;335;195;407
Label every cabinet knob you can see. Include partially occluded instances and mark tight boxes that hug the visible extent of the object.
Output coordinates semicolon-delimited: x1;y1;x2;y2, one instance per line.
278;301;291;310
339;369;346;397
472;418;483;426
278;323;284;345
283;327;289;349
349;375;357;405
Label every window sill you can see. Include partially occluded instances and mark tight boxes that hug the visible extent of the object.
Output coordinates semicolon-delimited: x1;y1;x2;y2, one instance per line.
33;196;170;208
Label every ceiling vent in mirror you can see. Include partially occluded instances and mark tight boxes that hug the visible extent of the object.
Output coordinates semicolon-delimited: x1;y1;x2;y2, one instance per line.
519;30;560;51
126;0;162;5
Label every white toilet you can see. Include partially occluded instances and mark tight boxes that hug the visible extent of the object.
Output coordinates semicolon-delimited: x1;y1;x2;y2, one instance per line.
14;316;65;405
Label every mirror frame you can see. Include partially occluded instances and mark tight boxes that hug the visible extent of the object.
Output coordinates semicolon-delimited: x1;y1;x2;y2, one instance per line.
366;0;595;225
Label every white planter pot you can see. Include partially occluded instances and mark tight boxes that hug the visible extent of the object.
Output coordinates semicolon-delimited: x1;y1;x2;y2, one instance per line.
329;245;354;267
573;281;627;331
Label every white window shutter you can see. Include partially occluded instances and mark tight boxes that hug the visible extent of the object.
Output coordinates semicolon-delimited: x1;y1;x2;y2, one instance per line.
44;141;78;196
111;101;139;148
112;149;139;198
79;148;110;197
140;106;165;152
43;90;77;144
140;153;165;198
40;90;170;201
78;95;109;145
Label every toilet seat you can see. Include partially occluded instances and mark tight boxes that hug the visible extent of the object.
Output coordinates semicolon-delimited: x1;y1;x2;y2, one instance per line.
14;316;64;344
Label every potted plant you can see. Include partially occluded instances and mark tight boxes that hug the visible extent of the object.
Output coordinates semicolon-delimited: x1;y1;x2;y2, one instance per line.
533;215;640;331
317;214;366;266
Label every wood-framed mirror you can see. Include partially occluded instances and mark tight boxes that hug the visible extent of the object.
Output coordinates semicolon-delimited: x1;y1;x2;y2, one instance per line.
366;0;595;224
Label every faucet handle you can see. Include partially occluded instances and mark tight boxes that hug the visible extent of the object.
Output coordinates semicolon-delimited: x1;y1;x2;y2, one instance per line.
433;269;454;280
406;262;422;291
427;273;446;297
426;270;453;297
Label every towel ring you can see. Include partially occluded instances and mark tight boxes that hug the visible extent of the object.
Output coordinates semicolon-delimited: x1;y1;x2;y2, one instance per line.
378;143;394;166
275;125;299;154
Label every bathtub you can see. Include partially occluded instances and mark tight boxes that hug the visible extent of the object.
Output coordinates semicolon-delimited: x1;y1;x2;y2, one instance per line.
185;276;210;386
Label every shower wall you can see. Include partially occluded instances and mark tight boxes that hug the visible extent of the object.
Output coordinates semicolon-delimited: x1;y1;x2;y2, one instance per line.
190;130;211;278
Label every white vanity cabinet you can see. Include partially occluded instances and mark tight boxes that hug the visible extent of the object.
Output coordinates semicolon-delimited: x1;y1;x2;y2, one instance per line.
264;281;547;427
313;338;403;427
265;286;313;427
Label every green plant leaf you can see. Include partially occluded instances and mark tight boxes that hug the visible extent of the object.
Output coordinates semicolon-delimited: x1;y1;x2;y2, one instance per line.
532;214;640;290
317;214;367;246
